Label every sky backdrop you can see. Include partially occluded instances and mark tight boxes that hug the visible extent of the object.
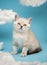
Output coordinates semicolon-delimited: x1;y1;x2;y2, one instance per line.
0;0;47;62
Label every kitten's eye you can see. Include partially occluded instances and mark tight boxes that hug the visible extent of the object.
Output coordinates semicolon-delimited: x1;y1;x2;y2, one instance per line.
23;24;26;26
18;23;20;25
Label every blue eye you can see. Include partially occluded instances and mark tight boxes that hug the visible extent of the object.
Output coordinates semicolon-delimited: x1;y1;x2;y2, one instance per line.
18;23;20;25
23;24;26;26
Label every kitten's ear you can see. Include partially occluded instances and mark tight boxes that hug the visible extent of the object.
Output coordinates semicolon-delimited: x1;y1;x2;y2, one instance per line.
28;17;32;24
15;15;19;21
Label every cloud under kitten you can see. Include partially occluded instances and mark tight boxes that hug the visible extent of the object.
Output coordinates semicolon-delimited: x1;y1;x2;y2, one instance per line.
0;9;17;24
0;52;47;65
20;0;47;7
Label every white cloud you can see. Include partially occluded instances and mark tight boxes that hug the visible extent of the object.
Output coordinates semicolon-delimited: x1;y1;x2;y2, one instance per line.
0;52;47;65
20;0;47;7
0;9;17;24
0;52;16;65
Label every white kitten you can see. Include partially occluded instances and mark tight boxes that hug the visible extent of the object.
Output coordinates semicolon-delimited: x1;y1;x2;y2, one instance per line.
11;15;41;57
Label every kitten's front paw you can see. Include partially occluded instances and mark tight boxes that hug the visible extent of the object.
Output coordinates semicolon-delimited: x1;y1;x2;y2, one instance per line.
11;51;17;55
21;52;27;57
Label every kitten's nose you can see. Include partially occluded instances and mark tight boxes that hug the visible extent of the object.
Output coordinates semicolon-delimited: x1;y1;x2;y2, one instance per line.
20;26;23;29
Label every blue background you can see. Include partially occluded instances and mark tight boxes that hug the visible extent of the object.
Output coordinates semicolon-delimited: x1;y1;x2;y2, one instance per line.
0;0;47;62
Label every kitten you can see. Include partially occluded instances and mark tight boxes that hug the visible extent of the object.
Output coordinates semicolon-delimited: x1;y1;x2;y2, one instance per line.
11;15;41;57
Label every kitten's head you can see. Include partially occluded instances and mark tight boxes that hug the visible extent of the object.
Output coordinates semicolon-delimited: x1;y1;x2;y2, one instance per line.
14;15;32;33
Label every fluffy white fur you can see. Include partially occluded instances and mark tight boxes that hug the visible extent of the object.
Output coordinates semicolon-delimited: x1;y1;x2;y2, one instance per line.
20;0;47;7
11;15;40;57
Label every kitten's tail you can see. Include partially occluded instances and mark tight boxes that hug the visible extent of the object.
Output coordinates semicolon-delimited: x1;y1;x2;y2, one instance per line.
27;48;42;55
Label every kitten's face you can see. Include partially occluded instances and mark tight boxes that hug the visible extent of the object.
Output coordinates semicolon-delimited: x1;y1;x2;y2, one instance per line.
14;16;32;33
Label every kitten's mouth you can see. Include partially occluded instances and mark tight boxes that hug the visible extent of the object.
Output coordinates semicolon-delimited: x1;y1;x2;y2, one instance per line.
19;28;23;30
18;27;24;32
18;29;23;33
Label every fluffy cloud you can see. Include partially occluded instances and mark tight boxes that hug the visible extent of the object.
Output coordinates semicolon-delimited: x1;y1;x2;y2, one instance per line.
0;9;17;24
0;52;47;65
20;0;47;7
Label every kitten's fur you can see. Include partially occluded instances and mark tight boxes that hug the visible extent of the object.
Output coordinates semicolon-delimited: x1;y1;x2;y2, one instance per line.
11;15;41;57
